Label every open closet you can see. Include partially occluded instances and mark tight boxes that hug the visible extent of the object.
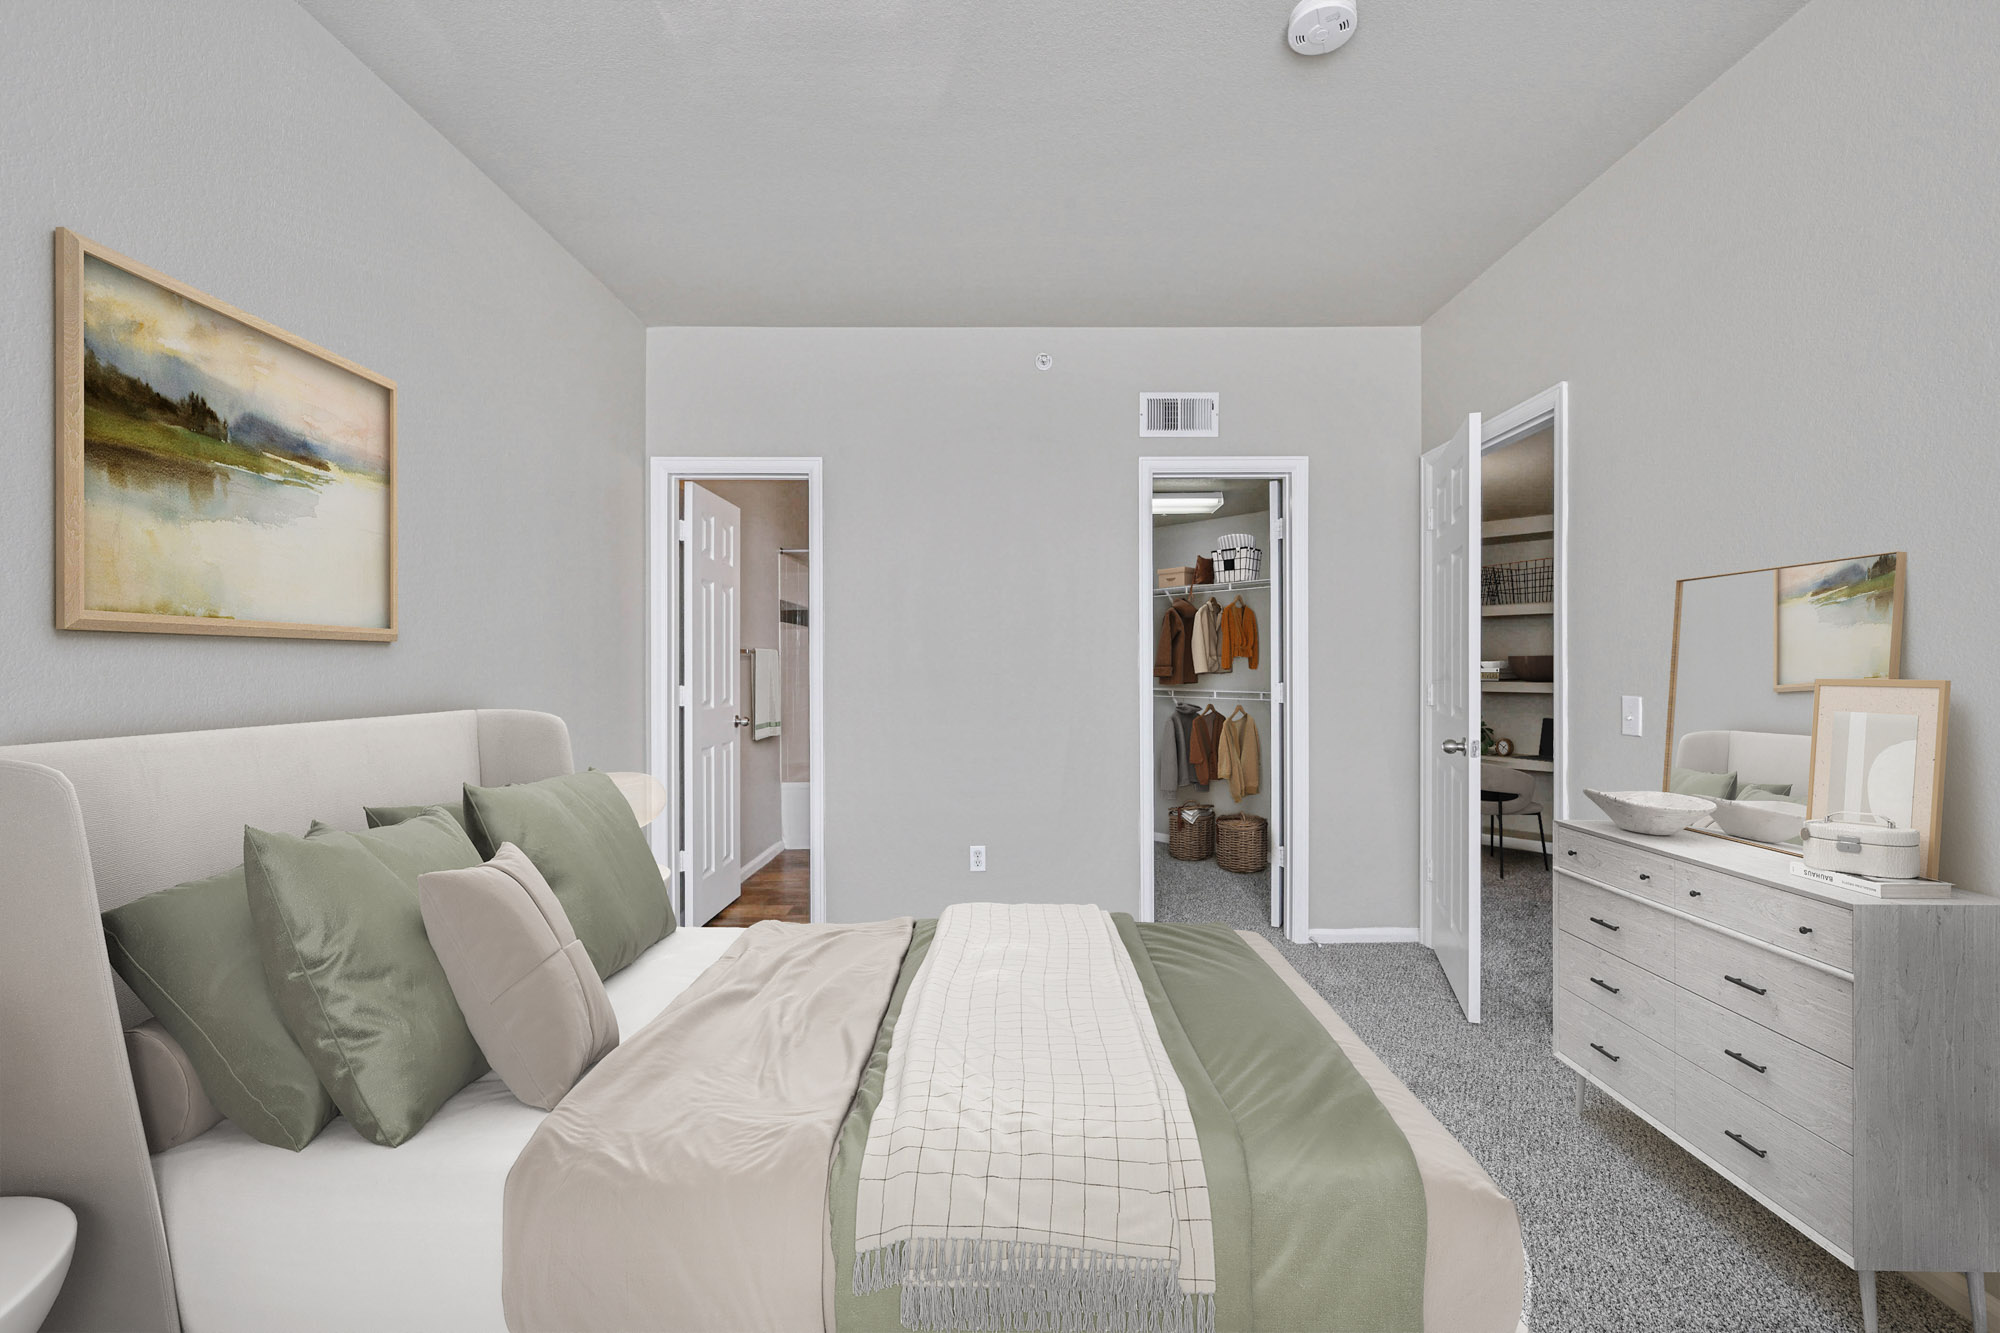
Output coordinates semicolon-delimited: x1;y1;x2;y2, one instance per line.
1478;428;1557;873
1151;477;1286;929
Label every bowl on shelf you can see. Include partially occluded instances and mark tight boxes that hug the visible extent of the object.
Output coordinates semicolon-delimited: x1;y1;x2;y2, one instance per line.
1506;655;1555;683
1707;797;1808;845
1584;789;1716;837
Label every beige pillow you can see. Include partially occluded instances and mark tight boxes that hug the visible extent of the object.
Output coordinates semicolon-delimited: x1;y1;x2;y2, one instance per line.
125;1020;223;1153
417;843;618;1109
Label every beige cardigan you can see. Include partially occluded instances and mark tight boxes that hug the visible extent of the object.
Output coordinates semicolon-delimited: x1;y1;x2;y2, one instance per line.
1215;708;1261;803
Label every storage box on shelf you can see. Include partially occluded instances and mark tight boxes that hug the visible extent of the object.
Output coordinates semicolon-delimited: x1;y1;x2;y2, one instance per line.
1554;819;2000;1333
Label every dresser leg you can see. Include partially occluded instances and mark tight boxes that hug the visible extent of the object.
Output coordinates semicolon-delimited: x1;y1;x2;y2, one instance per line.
1967;1272;1987;1333
1858;1269;1877;1333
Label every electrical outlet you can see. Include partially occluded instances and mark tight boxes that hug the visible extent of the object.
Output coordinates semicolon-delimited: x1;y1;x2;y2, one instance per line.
1622;696;1644;737
969;845;987;872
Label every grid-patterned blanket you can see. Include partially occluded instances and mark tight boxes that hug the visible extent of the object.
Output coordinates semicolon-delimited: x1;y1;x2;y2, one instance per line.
854;902;1215;1333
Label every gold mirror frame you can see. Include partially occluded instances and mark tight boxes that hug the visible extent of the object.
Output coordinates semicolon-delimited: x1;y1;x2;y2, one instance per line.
1664;554;1907;854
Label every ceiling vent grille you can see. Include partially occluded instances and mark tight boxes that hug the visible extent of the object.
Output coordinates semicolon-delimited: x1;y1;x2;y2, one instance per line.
1140;393;1219;437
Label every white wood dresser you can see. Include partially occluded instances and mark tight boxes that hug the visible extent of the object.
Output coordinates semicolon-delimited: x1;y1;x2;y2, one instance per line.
1554;819;2000;1332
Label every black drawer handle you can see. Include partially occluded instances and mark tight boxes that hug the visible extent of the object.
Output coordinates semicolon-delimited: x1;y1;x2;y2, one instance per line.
1724;1129;1768;1159
1590;976;1621;995
1798;926;1813;934
1724;974;1768;996
1688;889;1702;898
1638;872;1651;881
1589;916;1620;932
1725;1048;1768;1074
1588;1042;1621;1063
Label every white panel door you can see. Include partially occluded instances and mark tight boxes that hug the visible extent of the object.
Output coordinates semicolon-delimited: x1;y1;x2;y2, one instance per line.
683;483;743;926
1421;415;1482;1021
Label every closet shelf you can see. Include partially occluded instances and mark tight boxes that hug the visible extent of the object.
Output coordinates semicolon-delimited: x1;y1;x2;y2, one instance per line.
1155;688;1272;702
1154;579;1269;596
1484;756;1554;772
1483;681;1554;694
1481;602;1553;617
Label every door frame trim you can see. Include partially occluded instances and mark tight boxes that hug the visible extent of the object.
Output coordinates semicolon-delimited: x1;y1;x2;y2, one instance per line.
648;457;825;925
1137;455;1311;944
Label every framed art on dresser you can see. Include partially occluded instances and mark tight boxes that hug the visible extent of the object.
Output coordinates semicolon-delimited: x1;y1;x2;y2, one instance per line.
1806;679;1950;880
54;228;397;641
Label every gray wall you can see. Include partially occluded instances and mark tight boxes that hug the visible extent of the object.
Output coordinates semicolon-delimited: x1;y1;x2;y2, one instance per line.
1422;0;1999;892
700;480;807;867
0;0;646;767
649;327;1420;928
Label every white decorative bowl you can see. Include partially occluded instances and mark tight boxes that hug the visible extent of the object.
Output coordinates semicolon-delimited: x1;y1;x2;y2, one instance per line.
1584;789;1717;837
1708;797;1808;845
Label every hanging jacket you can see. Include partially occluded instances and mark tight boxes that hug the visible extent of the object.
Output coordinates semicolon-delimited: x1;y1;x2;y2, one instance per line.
1188;707;1225;787
1191;598;1223;675
1157;704;1201;792
1154;598;1198;686
1215;707;1262;803
1219;598;1259;670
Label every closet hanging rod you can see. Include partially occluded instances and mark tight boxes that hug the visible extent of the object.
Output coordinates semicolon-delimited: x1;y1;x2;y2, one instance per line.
778;547;810;554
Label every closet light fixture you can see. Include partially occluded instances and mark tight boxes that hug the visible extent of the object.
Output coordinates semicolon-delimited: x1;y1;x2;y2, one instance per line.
1152;493;1225;516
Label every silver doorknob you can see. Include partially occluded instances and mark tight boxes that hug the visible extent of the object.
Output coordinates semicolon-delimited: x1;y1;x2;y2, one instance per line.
1441;738;1468;755
734;716;751;728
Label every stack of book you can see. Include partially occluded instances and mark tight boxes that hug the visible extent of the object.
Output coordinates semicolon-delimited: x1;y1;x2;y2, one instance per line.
1480;659;1513;683
1789;862;1954;900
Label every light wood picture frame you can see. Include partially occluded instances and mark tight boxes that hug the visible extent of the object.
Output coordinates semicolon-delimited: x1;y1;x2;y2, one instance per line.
1806;679;1949;879
55;228;397;641
1772;552;1904;692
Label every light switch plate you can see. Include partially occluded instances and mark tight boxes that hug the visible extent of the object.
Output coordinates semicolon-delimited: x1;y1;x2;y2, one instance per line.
969;845;987;872
1621;696;1644;737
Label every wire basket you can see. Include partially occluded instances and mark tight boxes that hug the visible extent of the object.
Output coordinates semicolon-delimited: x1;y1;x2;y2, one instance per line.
1211;535;1263;584
1167;803;1216;860
1481;556;1553;606
1215;814;1269;873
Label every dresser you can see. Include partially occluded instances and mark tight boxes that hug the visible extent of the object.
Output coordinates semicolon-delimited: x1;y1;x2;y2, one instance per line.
1554;819;2000;1332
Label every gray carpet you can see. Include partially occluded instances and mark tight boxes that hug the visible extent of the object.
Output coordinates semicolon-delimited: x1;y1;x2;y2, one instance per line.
1154;847;1969;1333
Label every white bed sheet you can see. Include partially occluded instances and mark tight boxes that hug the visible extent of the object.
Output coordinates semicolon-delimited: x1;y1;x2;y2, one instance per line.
154;926;744;1333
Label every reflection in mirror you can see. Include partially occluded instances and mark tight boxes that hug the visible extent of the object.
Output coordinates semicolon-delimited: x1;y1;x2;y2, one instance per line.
1664;568;1813;849
1822;710;1920;827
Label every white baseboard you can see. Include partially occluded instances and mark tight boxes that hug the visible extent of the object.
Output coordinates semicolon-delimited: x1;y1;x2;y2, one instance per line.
1910;1270;1997;1326
1308;926;1420;945
1484;834;1553;858
740;839;785;882
1153;830;1169;843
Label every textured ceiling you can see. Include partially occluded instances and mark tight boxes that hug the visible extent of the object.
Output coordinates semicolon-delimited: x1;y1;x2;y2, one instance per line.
299;0;1809;326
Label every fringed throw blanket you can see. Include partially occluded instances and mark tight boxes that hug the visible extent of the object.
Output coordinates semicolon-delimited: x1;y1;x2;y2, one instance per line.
854;903;1216;1333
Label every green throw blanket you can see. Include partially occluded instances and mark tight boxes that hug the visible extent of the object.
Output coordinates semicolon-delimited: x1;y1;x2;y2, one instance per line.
829;918;1428;1332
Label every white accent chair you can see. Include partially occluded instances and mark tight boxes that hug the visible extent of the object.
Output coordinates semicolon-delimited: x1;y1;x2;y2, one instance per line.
1479;761;1548;876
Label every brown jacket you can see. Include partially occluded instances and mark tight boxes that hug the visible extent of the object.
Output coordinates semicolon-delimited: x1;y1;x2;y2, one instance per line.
1215;707;1261;802
1219;598;1259;670
1187;707;1225;787
1154;598;1199;685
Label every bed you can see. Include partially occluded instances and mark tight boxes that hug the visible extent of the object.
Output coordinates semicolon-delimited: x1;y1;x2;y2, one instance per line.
0;710;1525;1333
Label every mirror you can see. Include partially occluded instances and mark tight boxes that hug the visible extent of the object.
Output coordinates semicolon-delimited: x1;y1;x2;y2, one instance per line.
1664;553;1906;850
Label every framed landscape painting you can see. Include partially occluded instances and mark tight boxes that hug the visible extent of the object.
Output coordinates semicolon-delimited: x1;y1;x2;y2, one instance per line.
1772;551;1903;691
55;229;396;640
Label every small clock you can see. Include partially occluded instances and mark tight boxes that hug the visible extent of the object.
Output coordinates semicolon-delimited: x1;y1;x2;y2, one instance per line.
1494;738;1516;757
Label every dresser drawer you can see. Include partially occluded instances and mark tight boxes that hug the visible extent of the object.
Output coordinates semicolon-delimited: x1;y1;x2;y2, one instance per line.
1558;827;1683;906
1557;991;1675;1122
1555;930;1677;1047
1556;875;1676;970
1675;989;1853;1152
1675;1059;1853;1254
1675;921;1853;1064
1676;862;1854;972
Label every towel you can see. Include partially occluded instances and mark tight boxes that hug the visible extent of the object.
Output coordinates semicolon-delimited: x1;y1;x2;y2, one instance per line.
750;647;781;741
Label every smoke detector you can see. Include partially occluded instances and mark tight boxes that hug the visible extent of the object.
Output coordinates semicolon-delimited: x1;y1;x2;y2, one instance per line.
1288;1;1356;55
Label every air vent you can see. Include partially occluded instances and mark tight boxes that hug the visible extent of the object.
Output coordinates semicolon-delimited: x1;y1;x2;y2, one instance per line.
1140;393;1219;437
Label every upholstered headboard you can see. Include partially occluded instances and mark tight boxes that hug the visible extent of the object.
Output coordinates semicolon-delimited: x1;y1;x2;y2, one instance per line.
0;710;573;1333
1674;728;1812;799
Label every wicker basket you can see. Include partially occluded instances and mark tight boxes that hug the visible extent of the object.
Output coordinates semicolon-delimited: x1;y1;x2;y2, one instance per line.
1214;814;1269;873
1167;803;1216;860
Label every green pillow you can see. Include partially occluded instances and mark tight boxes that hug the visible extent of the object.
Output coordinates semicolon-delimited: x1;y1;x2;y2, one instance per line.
103;867;337;1151
365;801;469;833
463;771;674;979
244;810;487;1147
1669;767;1737;800
1737;781;1794;801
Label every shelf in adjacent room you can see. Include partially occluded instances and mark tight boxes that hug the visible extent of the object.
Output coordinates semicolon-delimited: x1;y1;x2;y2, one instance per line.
1482;680;1554;694
1484;756;1554;772
1482;602;1553;617
1481;512;1555;544
1154;579;1269;596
